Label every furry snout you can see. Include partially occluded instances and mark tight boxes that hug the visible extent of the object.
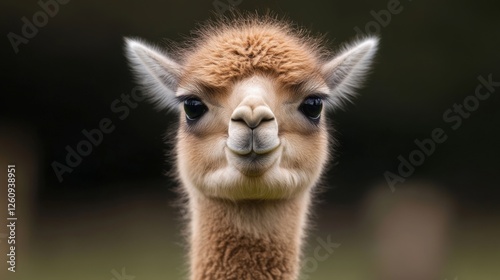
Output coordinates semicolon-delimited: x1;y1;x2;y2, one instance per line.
227;97;280;155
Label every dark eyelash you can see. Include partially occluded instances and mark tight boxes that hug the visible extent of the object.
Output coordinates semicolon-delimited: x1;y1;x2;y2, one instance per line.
304;93;336;111
175;94;200;104
300;93;329;106
308;93;329;100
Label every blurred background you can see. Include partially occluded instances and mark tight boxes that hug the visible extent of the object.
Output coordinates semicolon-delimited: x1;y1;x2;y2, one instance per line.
1;0;499;279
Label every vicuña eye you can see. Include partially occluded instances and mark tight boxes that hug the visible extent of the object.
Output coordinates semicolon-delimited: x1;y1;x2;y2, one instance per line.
299;96;323;120
184;98;207;121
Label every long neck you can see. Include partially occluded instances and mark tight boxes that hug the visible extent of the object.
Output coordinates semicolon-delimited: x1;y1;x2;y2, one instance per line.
188;192;311;280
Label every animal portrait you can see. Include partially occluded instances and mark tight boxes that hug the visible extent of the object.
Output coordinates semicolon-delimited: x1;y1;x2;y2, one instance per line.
125;14;377;280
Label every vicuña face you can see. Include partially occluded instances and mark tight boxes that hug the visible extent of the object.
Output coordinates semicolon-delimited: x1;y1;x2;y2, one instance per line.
125;21;378;201
176;75;330;200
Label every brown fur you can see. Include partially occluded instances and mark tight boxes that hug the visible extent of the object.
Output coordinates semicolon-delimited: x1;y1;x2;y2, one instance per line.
189;194;310;280
173;16;330;280
126;12;377;280
178;16;328;89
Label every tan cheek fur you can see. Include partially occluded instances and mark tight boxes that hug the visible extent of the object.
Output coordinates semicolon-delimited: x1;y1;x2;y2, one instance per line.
275;87;330;175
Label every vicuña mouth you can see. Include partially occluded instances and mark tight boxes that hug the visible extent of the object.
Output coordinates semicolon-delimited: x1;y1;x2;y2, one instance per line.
226;146;280;177
227;145;279;156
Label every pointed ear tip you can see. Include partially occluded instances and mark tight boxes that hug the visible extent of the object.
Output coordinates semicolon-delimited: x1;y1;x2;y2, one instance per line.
124;37;134;45
124;38;140;49
124;38;151;54
359;37;379;49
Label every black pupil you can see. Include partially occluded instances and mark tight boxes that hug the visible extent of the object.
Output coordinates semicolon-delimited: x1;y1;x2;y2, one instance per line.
184;99;206;120
301;97;323;119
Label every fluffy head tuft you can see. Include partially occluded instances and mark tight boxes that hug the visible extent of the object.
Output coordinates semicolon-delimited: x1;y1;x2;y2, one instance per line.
177;15;328;89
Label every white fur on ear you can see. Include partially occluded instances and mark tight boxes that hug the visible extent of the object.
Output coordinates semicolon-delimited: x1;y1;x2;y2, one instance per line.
322;37;379;108
124;38;181;110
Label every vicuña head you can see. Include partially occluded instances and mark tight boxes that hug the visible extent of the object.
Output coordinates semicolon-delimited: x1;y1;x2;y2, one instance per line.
126;14;377;280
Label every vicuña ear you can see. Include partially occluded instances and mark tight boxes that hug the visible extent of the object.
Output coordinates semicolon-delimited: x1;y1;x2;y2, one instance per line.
125;38;181;110
322;37;378;107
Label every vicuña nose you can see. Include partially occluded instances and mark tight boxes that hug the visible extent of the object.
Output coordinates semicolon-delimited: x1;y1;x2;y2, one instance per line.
231;96;275;129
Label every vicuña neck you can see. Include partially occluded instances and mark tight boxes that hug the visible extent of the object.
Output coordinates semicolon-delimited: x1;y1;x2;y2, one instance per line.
188;192;311;280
